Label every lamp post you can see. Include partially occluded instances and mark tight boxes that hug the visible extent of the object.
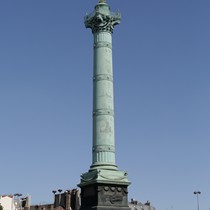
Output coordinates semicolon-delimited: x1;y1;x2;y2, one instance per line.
193;191;201;210
58;189;62;206
14;193;22;210
52;190;57;206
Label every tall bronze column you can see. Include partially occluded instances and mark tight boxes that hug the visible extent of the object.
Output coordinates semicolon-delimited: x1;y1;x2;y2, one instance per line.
78;1;130;210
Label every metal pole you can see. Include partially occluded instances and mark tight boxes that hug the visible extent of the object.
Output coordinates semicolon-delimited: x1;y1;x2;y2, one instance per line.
58;189;62;206
194;191;201;210
197;193;199;210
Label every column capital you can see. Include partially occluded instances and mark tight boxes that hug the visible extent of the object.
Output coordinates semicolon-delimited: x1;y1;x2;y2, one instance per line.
84;4;121;33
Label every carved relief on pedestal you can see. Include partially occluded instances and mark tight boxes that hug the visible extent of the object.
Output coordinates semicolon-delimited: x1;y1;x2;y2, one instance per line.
97;185;128;207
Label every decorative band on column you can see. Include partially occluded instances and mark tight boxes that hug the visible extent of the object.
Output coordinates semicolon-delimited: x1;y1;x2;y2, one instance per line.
94;42;112;49
94;32;112;43
93;145;115;152
93;109;114;116
93;74;113;82
94;151;115;163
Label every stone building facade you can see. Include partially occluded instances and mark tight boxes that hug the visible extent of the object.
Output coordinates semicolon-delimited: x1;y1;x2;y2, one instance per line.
30;190;155;210
30;189;80;210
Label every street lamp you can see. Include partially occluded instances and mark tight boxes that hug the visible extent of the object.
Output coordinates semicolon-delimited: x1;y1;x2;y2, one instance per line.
58;189;62;193
193;191;201;210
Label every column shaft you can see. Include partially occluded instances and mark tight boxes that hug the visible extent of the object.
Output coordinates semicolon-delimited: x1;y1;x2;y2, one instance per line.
91;31;116;170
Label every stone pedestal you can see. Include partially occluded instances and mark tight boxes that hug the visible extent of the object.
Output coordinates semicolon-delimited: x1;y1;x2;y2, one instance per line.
80;184;130;210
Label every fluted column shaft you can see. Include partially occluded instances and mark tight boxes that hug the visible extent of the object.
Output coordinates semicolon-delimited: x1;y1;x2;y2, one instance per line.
92;30;116;169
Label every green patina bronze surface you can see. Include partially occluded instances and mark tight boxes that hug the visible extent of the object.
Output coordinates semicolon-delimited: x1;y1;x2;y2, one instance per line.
79;3;130;209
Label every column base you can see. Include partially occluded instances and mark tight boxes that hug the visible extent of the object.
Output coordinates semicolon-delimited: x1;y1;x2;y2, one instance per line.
79;169;130;186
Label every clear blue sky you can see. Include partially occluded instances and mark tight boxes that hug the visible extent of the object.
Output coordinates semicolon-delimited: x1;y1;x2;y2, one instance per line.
0;1;209;210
